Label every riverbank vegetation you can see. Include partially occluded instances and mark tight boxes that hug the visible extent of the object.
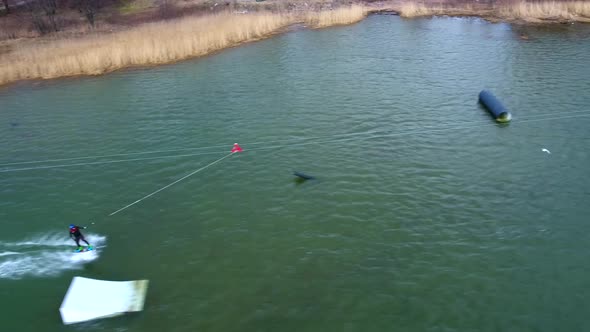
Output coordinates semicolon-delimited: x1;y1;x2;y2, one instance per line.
397;1;590;23
303;4;367;28
0;13;292;85
0;4;368;86
497;1;590;22
1;0;589;86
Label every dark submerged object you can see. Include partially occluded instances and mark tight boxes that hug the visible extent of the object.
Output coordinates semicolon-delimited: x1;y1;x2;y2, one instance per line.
478;90;512;123
294;172;315;181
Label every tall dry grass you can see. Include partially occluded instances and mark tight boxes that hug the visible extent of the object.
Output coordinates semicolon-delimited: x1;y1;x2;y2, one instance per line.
398;2;442;18
302;5;369;28
398;1;487;18
498;1;590;21
0;6;370;86
398;0;590;20
0;12;295;85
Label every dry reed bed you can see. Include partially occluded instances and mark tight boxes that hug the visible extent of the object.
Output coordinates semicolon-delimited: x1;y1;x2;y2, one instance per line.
498;1;590;21
398;1;590;21
0;5;368;86
4;1;587;87
302;5;368;28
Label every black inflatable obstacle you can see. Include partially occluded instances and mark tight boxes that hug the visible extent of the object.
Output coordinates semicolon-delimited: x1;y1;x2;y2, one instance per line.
294;172;315;180
479;90;512;123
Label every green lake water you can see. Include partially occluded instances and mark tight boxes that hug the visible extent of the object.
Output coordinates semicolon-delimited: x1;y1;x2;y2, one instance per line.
1;15;590;332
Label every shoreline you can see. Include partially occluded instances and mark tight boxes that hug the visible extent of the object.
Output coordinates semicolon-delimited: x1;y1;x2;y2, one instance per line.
370;1;590;24
1;6;371;87
1;1;589;88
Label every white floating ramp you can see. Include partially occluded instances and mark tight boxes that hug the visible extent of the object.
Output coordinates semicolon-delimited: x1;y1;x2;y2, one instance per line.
59;276;149;325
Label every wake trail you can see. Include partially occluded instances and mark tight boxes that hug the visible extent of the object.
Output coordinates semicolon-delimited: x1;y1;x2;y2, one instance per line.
0;252;21;257
0;232;107;280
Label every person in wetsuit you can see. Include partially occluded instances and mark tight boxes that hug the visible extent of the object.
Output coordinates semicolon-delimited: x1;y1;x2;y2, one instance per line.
69;224;90;248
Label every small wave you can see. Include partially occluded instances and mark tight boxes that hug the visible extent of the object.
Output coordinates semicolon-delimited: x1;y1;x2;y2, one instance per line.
0;232;106;248
0;232;106;280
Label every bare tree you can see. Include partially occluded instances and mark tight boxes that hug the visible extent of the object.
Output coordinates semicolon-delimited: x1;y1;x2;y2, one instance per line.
158;0;170;18
75;0;101;27
39;0;58;31
25;0;60;34
2;0;10;14
26;1;49;34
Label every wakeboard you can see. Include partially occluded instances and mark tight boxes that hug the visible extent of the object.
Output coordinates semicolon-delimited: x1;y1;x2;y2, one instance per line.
74;246;94;253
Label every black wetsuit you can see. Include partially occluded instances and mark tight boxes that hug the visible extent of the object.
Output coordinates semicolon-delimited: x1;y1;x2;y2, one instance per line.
69;226;90;247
